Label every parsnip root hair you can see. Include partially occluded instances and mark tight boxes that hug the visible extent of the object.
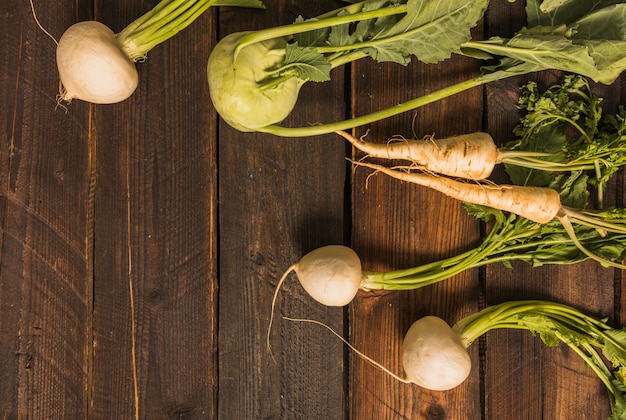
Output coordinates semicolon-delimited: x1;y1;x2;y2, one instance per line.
338;130;500;180
353;160;562;224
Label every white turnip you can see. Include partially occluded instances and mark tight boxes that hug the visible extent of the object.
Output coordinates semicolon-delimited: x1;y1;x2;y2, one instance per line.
285;299;626;420
51;0;265;104
267;245;362;358
401;316;472;391
273;245;363;308
56;21;138;104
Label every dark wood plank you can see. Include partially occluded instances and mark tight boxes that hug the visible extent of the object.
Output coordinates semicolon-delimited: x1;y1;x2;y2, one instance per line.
0;1;92;417
216;2;348;418
89;1;218;418
348;35;485;420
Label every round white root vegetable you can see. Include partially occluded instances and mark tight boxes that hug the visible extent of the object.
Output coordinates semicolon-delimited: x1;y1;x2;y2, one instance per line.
49;0;265;104
293;245;363;306
402;316;472;391
267;245;363;357
207;32;303;131
56;21;139;104
281;314;472;392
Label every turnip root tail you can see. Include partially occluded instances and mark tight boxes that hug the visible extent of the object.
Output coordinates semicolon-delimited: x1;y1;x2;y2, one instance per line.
267;264;297;362
267;246;363;361
354;160;562;224
284;317;411;384
29;0;58;46
338;130;499;180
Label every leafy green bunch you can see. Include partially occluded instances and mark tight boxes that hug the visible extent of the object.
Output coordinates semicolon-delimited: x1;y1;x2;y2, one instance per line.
453;300;626;419
504;74;626;204
361;75;626;290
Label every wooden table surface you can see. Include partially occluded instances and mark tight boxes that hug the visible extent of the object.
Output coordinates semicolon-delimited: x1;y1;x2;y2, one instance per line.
2;1;625;418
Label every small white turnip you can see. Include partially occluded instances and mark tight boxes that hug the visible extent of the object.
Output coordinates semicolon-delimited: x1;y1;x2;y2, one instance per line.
56;21;139;104
43;0;265;104
267;245;362;357
293;245;363;306
402;316;472;391
281;314;473;392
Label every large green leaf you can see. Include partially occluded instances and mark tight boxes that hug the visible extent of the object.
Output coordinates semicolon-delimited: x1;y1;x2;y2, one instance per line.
370;0;491;63
526;0;623;27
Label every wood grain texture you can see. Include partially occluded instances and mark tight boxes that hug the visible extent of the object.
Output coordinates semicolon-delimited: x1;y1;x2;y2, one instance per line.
1;1;625;419
1;1;92;418
216;2;348;418
90;2;219;419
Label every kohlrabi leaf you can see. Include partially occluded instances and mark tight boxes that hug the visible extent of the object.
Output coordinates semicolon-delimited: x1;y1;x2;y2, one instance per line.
292;16;331;47
574;4;626;41
369;0;490;64
571;4;626;84
467;27;602;80
281;43;331;82
313;0;490;65
464;1;626;83
539;0;577;13
526;0;623;27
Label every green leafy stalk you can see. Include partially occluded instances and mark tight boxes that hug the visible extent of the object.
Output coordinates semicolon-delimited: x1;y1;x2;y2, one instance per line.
230;0;626;136
361;204;626;291
117;0;265;61
259;71;504;136
501;74;626;206
359;75;626;289
450;300;626;419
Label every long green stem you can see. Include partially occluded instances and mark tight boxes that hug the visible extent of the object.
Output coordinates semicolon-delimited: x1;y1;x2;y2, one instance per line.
234;4;408;58
360;217;555;290
361;224;511;289
259;72;509;137
562;207;626;234
452;300;608;345
117;0;219;60
361;213;626;291
447;300;626;419
116;0;263;61
500;157;595;172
